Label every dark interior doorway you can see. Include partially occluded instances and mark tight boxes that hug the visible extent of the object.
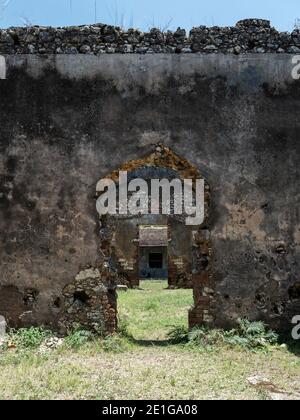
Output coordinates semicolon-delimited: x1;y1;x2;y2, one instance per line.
149;252;163;269
139;225;169;280
139;246;168;279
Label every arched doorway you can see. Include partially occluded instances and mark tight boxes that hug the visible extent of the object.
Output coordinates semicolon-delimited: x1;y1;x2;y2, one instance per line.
95;144;214;333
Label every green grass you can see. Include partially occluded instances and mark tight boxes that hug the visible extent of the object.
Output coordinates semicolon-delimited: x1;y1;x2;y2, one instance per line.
0;281;299;400
117;280;193;341
0;342;299;400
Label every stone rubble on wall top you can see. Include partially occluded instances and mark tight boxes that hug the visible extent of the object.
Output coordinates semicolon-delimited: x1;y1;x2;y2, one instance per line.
1;19;300;55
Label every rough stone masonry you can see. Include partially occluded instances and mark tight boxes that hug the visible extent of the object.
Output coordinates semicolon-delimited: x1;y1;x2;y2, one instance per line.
0;19;299;334
1;18;300;55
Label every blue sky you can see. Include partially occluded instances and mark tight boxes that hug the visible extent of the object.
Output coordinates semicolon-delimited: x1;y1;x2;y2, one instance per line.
0;0;299;31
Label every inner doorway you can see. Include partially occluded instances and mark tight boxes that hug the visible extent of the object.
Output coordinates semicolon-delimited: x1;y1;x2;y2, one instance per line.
138;225;168;280
139;246;168;280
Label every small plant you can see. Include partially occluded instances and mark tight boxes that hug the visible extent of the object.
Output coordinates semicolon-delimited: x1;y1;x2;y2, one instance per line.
64;329;94;349
8;327;53;350
167;326;189;344
188;327;224;348
224;319;278;350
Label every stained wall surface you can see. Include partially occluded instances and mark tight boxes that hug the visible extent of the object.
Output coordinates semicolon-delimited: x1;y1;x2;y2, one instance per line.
0;52;299;331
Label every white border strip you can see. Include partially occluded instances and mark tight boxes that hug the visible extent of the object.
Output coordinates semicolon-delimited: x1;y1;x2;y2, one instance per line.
0;56;6;79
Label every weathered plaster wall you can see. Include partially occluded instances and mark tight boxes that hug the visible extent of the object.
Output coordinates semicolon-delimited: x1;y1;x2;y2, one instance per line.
0;52;299;331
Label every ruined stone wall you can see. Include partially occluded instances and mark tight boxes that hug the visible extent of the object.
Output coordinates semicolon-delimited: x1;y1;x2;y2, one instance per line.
168;223;193;289
0;36;300;332
60;268;117;335
1;19;300;55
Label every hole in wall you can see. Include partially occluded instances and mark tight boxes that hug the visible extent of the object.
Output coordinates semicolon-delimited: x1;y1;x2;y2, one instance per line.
23;289;39;306
274;244;287;255
248;40;256;50
255;292;266;309
53;297;61;308
73;291;90;305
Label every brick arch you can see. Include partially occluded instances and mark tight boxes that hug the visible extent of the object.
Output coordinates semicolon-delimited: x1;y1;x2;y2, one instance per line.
104;143;205;184
96;144;214;330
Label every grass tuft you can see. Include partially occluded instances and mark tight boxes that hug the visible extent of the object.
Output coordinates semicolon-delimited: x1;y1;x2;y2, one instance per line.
167;326;189;344
63;329;94;350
